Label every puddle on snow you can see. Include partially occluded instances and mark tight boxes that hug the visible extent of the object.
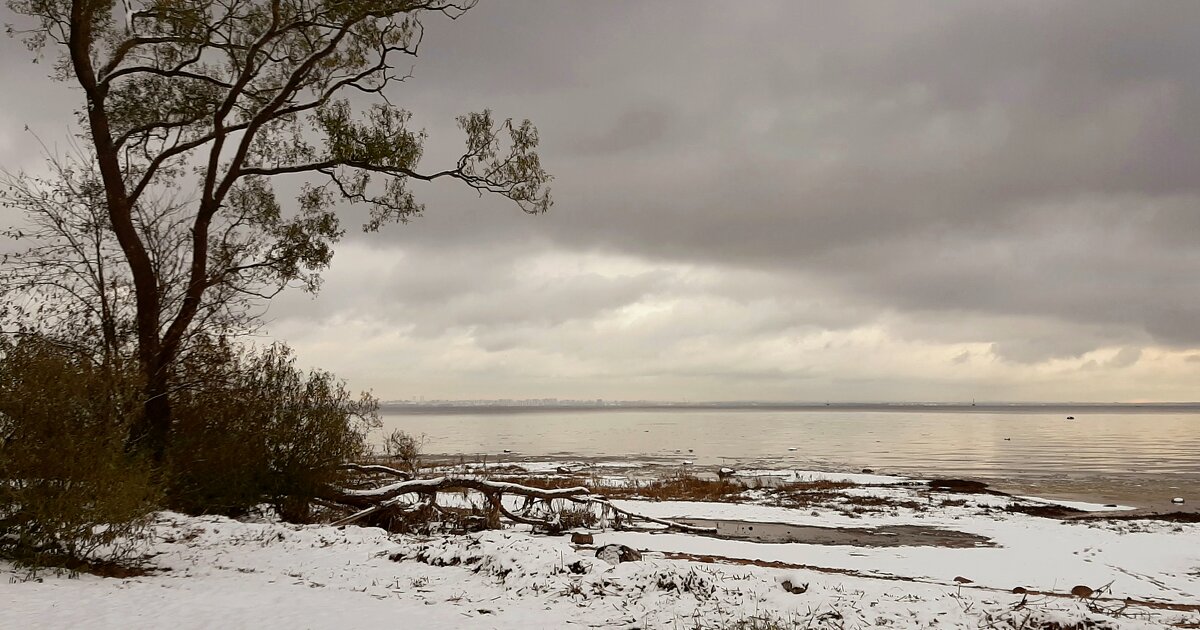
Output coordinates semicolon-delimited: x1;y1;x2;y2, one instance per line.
673;518;995;548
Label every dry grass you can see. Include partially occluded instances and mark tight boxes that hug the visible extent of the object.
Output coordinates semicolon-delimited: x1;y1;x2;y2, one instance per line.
776;480;856;493
490;473;863;505
765;482;933;516
766;481;853;508
555;504;599;530
481;471;749;502
490;475;589;490
600;474;746;502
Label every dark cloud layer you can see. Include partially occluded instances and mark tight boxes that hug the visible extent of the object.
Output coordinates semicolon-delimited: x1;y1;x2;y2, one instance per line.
4;1;1200;399
394;1;1200;353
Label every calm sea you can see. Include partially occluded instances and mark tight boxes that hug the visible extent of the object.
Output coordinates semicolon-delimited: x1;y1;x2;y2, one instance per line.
378;407;1200;508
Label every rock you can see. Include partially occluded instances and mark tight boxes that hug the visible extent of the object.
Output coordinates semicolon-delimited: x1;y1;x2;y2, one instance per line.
953;576;973;584
502;449;512;453
570;532;594;545
1172;497;1185;505
860;468;875;474
787;447;797;451
555;466;573;474
595;544;641;565
780;580;808;594
1066;416;1075;420
718;467;736;478
681;460;694;465
1071;585;1094;598
930;479;989;493
1011;587;1028;594
1104;504;1118;508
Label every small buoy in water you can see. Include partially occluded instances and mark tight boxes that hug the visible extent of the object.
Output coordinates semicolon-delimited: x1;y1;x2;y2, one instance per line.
1066;416;1075;420
502;449;511;453
687;449;693;453
1172;497;1185;505
787;447;797;452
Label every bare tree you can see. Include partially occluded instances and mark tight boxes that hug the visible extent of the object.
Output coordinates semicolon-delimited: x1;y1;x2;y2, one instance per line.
2;146;280;368
5;0;553;461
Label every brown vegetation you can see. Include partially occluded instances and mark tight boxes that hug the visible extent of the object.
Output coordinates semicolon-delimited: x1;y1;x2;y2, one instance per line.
0;338;159;570
600;474;746;502
165;341;378;521
0;338;378;570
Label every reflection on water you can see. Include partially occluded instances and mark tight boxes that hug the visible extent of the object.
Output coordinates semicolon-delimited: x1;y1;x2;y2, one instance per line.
380;409;1199;478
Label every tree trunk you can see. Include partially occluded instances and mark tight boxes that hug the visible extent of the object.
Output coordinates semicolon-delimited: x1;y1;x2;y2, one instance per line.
68;0;171;465
127;356;172;464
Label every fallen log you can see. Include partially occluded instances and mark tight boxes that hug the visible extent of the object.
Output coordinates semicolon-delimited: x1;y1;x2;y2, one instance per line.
333;476;590;507
324;473;717;535
338;463;413;480
579;497;718;534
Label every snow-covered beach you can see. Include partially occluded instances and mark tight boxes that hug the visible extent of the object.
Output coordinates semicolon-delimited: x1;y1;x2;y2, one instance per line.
4;464;1198;629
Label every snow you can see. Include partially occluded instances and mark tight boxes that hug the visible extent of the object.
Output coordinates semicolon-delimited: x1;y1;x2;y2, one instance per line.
1014;495;1135;512
736;468;918;485
3;470;1197;629
597;498;1200;603
6;511;1190;629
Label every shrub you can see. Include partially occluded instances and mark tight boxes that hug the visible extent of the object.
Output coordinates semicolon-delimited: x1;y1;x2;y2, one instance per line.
381;429;423;475
0;337;159;569
554;504;599;531
166;340;379;521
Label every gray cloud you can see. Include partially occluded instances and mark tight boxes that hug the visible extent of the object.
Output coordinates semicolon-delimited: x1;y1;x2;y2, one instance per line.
5;1;1200;399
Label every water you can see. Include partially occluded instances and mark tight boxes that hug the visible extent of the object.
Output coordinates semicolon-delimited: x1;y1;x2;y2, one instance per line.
379;407;1200;508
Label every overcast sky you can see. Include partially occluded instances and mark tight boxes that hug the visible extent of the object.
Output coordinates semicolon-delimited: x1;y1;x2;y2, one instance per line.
4;1;1200;402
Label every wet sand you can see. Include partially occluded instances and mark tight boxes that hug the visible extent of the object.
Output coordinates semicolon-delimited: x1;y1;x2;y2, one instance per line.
981;475;1199;516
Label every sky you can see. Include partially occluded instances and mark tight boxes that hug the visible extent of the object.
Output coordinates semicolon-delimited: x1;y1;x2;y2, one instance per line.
3;1;1200;402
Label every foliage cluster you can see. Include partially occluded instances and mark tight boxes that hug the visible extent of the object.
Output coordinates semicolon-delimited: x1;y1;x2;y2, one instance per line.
0;336;158;567
166;340;379;520
0;0;550;571
381;428;423;476
0;336;379;568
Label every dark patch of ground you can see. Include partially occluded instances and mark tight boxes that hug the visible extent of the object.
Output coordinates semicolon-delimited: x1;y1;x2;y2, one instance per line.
672;518;995;548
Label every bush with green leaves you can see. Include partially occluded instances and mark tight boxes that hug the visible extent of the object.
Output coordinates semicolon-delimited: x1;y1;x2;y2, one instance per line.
166;341;380;521
382;429;424;475
0;337;159;568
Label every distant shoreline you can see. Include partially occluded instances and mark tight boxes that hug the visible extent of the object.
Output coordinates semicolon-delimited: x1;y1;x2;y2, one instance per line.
380;402;1200;415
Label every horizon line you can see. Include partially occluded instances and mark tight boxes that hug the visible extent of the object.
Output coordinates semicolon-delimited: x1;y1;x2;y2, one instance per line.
379;400;1200;410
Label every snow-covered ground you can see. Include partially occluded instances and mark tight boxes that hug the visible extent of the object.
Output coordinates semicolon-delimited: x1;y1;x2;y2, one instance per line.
3;470;1198;629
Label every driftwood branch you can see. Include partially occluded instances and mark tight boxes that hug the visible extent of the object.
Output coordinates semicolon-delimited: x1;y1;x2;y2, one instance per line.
339;463;413;480
323;473;716;535
577;497;717;534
